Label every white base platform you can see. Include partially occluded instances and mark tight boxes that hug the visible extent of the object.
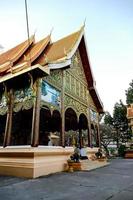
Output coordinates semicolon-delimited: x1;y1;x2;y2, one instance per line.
0;146;107;178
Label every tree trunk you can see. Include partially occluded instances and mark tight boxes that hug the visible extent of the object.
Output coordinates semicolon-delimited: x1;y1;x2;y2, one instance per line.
102;143;110;157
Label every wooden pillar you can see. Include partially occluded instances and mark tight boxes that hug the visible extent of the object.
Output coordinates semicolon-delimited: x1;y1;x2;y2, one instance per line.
31;78;41;147
88;122;92;147
61;70;65;147
87;106;92;147
79;128;82;148
86;89;92;147
87;127;91;147
97;114;101;147
3;89;14;147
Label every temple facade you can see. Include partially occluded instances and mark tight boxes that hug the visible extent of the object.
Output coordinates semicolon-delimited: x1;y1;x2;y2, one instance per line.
0;26;104;178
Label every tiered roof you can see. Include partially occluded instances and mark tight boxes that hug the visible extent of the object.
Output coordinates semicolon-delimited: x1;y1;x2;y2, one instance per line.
0;26;104;113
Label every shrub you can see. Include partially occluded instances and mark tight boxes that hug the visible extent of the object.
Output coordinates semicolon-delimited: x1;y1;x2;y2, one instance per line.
118;145;126;157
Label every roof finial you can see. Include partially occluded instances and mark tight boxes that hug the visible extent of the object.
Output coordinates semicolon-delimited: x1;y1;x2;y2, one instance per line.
83;17;86;28
80;18;86;32
50;27;54;36
34;28;37;37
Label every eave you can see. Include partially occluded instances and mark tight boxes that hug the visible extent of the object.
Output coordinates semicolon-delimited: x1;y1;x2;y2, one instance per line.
79;35;104;113
0;63;49;84
89;86;104;113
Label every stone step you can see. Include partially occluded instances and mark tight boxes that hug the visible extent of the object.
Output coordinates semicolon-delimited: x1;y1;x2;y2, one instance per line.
80;159;109;171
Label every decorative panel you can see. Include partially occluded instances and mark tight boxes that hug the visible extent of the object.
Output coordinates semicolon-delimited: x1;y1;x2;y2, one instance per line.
0;95;8;115
76;80;80;96
64;50;88;105
45;70;62;89
71;76;76;93
70;51;87;83
65;71;71;90
14;87;35;112
64;94;87;116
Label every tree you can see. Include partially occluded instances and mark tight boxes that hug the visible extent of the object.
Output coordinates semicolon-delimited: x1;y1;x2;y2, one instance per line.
104;112;113;126
100;123;114;156
99;111;114;156
125;80;133;104
113;100;131;148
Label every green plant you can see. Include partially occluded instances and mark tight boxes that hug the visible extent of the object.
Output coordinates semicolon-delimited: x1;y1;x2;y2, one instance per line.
109;148;116;155
118;144;126;157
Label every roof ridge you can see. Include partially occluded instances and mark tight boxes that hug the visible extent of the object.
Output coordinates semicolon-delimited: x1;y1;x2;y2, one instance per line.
52;26;84;45
66;26;84;56
22;34;51;64
34;34;51;45
0;35;35;56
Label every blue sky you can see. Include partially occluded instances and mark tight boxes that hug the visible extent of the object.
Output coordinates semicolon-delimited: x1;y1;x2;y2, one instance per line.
0;0;133;114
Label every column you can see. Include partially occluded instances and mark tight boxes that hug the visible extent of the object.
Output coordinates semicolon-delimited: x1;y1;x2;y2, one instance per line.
3;88;14;147
31;78;41;147
87;127;91;147
87;92;92;147
97;114;101;147
79;128;82;148
61;70;65;147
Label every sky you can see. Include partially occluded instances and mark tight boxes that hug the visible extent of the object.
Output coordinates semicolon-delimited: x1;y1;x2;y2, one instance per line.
0;0;133;115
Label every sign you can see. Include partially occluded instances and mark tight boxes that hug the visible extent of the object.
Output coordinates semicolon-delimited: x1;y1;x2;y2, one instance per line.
41;81;60;107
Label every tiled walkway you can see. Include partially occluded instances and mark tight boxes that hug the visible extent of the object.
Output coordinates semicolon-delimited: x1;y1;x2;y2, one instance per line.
0;158;133;200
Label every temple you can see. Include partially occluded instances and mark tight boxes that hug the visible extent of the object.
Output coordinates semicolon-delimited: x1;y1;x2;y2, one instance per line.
0;26;104;178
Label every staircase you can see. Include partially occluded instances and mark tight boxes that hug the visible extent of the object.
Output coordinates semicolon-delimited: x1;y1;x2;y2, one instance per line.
80;159;109;171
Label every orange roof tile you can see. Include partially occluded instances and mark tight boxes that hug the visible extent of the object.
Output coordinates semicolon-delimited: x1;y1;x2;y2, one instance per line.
45;28;83;63
0;35;35;65
0;61;12;74
18;35;51;64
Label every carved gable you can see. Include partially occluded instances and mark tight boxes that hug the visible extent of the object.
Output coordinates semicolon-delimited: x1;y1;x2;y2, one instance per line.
64;50;88;104
69;50;87;84
43;49;98;112
65;49;97;111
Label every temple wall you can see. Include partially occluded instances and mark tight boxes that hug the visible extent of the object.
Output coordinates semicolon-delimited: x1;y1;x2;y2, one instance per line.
0;146;100;178
0;146;73;178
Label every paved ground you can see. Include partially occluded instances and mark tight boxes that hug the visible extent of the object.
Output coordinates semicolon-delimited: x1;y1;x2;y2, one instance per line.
0;158;133;200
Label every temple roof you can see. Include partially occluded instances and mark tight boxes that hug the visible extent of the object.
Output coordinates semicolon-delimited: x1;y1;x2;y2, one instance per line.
0;26;104;113
34;27;83;66
46;28;82;62
18;35;51;64
0;35;35;65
